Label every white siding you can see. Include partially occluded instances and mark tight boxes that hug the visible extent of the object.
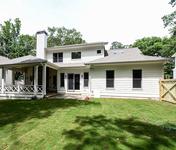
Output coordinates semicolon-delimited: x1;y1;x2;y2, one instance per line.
46;47;104;64
90;64;163;99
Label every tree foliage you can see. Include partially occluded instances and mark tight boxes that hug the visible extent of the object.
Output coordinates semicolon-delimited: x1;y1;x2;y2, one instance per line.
162;0;176;36
110;41;125;49
133;37;176;57
133;37;176;78
0;19;86;58
0;18;35;58
47;27;85;47
169;0;176;6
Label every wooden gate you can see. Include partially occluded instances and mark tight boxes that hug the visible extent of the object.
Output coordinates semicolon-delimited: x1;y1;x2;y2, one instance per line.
160;79;176;104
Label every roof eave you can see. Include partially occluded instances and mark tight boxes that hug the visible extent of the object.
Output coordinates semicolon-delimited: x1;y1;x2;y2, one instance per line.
0;60;47;67
86;59;168;65
46;42;108;51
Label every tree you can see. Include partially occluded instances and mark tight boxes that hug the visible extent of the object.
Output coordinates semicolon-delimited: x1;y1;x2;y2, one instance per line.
162;0;176;36
47;27;85;47
0;18;35;58
169;0;176;6
133;37;176;78
133;37;162;56
0;19;86;58
0;18;21;58
133;37;176;57
110;41;125;49
9;35;36;58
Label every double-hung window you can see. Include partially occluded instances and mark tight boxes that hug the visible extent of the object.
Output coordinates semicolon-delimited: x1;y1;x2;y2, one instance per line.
53;53;63;62
133;70;142;88
106;70;114;88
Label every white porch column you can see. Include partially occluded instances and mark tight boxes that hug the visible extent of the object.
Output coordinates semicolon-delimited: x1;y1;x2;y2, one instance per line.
89;71;91;94
1;68;7;94
1;68;5;94
57;70;59;93
80;73;84;92
65;73;68;92
34;65;38;95
42;64;47;96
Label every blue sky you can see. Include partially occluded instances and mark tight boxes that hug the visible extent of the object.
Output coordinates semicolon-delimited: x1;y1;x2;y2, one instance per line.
0;0;174;46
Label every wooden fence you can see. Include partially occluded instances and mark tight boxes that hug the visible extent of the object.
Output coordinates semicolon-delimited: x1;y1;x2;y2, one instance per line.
160;79;176;104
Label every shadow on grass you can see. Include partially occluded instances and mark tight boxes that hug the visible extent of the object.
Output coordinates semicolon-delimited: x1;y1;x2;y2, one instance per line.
0;99;100;127
63;115;176;150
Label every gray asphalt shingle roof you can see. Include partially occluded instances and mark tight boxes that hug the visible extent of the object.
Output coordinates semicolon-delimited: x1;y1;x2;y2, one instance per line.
0;56;10;63
0;55;47;66
87;48;168;64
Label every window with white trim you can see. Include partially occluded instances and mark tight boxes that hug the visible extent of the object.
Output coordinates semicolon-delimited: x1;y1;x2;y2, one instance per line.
53;53;63;62
60;73;65;87
106;70;114;88
133;70;142;88
97;50;101;54
71;52;81;59
84;72;89;87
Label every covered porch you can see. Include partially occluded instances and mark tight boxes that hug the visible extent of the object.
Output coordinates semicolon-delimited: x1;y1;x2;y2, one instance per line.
0;55;59;99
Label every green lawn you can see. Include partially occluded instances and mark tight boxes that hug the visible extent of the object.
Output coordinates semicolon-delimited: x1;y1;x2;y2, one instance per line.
0;99;176;150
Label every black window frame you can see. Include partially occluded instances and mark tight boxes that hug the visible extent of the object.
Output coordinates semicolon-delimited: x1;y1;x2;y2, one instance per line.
84;72;89;87
60;73;65;87
133;70;142;88
71;52;81;59
53;52;63;62
97;50;102;54
106;70;114;88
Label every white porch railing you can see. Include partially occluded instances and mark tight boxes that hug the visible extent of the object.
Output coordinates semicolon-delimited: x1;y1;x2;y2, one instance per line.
4;85;18;93
0;85;43;95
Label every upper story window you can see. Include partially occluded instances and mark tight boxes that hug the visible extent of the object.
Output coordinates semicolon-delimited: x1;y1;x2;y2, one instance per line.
53;53;63;62
106;70;114;88
133;70;142;88
97;50;101;54
71;52;81;59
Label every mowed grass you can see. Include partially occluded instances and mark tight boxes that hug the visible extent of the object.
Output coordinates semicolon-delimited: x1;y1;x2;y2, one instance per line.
0;99;176;150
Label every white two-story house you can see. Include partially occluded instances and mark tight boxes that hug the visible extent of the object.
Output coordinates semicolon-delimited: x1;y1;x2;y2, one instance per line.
0;30;170;99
